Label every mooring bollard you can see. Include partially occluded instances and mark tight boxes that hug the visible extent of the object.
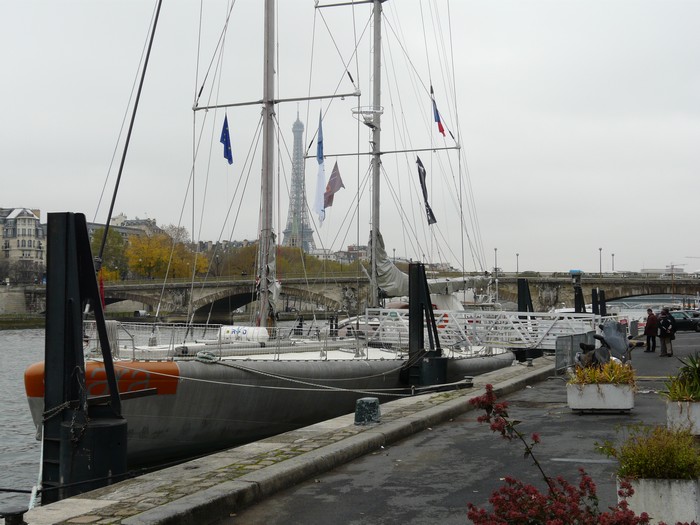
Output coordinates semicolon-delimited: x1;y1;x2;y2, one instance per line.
354;397;381;425
0;505;28;525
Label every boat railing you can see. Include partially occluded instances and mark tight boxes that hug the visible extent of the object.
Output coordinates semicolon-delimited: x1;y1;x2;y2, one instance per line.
83;320;368;361
83;311;610;360
361;308;620;352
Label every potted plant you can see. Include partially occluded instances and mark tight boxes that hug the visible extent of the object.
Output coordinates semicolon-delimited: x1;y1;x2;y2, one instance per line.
567;359;636;412
661;352;700;434
599;425;700;524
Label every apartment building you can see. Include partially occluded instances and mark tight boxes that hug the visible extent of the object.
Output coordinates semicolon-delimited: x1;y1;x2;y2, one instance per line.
0;207;45;282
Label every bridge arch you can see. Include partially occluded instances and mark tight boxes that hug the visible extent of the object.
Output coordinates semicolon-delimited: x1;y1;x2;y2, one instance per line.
105;291;177;313
187;284;342;317
278;287;342;312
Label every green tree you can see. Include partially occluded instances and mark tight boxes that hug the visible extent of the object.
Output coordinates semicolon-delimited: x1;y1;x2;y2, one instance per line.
90;227;128;279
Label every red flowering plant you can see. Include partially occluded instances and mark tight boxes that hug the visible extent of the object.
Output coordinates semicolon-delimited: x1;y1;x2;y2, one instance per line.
466;383;661;525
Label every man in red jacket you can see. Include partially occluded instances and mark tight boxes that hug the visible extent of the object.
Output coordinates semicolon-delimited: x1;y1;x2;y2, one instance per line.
643;308;658;353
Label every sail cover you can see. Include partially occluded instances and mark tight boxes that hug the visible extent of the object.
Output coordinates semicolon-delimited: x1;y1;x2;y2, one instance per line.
369;230;466;302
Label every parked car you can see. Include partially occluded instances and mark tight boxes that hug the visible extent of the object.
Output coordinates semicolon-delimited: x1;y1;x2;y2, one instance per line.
669;311;700;332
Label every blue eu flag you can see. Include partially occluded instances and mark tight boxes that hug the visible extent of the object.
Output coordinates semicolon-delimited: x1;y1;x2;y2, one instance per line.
220;115;233;165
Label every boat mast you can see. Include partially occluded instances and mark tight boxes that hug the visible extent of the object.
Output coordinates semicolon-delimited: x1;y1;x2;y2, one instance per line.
369;0;383;308
258;0;276;328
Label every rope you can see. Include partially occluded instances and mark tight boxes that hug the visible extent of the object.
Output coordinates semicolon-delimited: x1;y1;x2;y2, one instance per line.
109;360;412;395
216;360;410;397
28;424;43;510
42;401;72;422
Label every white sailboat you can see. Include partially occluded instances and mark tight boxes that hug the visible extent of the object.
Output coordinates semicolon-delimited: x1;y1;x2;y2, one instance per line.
24;0;515;471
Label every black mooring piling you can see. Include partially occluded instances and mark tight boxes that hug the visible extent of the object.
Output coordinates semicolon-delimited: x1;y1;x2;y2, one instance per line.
41;213;127;504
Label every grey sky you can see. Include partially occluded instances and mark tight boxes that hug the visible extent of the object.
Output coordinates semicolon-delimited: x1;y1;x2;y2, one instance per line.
2;1;699;274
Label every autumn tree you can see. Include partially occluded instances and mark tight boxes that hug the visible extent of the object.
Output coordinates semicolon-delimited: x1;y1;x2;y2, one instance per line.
221;245;258;276
126;233;208;280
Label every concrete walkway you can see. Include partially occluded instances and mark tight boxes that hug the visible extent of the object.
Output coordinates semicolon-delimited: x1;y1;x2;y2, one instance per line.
15;332;693;525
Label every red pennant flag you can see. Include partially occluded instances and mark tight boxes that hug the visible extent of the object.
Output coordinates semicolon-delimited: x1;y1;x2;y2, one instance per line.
98;268;106;309
323;162;345;209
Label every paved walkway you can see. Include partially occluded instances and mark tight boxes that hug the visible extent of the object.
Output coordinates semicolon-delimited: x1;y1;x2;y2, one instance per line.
15;332;695;525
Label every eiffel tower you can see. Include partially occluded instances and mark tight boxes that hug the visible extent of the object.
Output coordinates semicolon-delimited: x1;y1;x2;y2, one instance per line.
282;114;316;251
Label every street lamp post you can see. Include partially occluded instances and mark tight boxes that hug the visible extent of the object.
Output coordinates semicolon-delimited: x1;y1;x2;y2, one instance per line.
516;253;519;276
611;253;615;273
494;248;499;303
599;247;602;276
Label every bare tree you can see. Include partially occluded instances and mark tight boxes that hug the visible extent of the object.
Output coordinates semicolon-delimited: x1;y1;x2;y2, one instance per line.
161;224;190;244
0;259;9;281
10;260;44;284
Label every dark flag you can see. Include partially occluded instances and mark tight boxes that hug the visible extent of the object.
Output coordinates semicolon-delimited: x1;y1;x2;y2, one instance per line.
416;156;437;225
323;162;344;209
220;114;233;165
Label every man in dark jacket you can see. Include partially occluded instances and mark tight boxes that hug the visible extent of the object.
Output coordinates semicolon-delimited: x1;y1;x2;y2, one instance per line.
643;308;658;352
658;308;675;357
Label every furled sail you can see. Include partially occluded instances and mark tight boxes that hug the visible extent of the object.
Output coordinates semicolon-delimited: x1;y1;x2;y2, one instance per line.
369;230;466;309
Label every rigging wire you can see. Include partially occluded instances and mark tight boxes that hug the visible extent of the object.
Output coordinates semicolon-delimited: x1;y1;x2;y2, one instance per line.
377;3;485;274
93;2;159;225
150;0;264;329
192;0;238;109
97;0;164;266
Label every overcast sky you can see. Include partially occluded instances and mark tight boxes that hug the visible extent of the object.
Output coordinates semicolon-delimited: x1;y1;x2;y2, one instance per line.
2;0;699;274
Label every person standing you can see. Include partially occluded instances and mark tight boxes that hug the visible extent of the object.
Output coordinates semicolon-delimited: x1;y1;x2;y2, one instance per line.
643;308;658;353
658;308;674;357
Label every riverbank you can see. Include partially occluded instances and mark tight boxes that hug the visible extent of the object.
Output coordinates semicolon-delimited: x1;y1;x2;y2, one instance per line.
0;315;44;330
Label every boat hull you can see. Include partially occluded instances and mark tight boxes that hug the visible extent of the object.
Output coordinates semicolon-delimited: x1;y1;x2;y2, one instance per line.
26;352;514;466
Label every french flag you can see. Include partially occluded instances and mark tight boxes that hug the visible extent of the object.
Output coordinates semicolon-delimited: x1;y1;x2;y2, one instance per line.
430;85;445;137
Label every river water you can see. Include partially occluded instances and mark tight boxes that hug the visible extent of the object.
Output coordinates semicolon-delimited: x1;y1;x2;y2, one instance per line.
0;329;43;511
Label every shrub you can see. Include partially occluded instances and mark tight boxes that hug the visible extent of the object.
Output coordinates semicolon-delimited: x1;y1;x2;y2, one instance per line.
568;360;636;386
661;352;700;402
598;425;700;480
467;384;653;524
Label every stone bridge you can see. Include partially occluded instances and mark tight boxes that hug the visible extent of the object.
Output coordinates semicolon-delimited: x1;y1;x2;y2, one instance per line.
495;275;700;311
7;274;700;318
106;276;370;319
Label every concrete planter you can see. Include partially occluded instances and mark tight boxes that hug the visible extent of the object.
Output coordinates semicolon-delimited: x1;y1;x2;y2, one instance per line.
666;400;700;434
566;383;634;412
619;477;700;524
